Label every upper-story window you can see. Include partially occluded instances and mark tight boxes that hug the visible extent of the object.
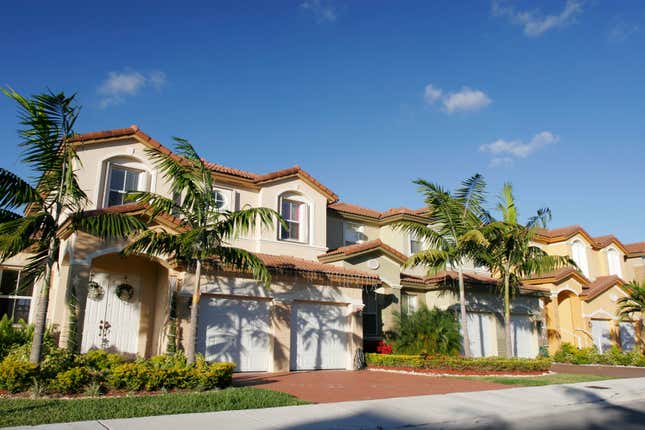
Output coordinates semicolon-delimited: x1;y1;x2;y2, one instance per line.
607;248;622;277
106;165;145;207
0;268;34;322
343;222;366;246
409;232;425;255
279;195;308;243
571;240;589;277
212;188;233;211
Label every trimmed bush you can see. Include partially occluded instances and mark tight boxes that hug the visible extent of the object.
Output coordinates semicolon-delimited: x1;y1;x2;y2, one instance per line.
51;367;95;394
365;353;552;372
0;356;38;392
0;316;33;360
76;349;124;371
553;342;645;367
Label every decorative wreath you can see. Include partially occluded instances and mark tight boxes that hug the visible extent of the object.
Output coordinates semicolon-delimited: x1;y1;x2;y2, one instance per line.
115;283;135;302
87;281;104;300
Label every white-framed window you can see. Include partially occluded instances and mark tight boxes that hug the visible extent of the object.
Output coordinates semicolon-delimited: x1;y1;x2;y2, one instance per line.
0;268;34;322
571;240;589;277
607;248;622;277
343;222;366;246
212;188;233;211
279;197;308;243
409;232;425;255
402;294;418;315
105;164;145;207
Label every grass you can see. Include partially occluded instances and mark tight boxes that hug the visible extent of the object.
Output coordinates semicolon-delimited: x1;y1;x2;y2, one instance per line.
0;387;309;428
456;373;615;387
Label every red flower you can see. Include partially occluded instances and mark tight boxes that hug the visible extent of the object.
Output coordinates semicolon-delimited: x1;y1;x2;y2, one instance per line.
376;340;393;354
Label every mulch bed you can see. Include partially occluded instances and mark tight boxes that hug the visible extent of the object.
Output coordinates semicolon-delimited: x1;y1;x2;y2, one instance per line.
369;365;546;376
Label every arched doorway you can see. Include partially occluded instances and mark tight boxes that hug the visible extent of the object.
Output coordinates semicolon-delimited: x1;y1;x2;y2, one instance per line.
557;290;581;347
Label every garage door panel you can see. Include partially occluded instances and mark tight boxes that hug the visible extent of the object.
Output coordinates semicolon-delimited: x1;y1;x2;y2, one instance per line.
510;315;538;358
591;320;612;353
461;313;497;358
292;303;348;370
620;322;636;351
198;297;270;372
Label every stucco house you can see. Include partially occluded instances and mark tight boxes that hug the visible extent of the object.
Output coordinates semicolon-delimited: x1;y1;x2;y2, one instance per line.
530;226;644;354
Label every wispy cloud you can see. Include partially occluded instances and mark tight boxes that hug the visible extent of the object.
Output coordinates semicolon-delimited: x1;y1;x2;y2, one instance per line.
492;0;583;37
98;69;166;108
480;131;559;166
424;84;492;114
608;19;639;42
300;0;337;23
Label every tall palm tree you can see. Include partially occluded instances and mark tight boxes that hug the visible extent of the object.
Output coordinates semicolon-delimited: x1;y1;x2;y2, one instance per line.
122;137;283;364
480;183;573;357
617;281;645;320
0;89;147;364
395;174;490;357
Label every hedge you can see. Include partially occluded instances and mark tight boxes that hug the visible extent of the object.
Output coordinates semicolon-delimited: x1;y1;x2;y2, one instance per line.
553;343;645;367
365;353;552;372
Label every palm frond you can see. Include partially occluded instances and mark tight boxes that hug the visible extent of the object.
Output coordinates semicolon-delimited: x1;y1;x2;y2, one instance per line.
403;248;449;270
214;246;272;288
122;229;184;258
68;212;148;240
455;173;487;215
215;206;284;239
0;168;42;209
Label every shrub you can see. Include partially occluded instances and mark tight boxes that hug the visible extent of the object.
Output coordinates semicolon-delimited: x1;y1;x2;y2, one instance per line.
376;340;393;355
553;342;645;367
365;353;552;372
0;356;38;392
108;362;151;391
390;307;461;355
0;316;33;360
194;356;235;390
40;347;76;380
51;367;94;394
76;349;124;371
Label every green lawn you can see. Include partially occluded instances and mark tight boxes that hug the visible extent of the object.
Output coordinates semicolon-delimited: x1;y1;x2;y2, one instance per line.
0;387;308;428
456;373;614;387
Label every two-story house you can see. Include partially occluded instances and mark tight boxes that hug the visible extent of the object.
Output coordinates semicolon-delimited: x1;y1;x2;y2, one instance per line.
319;202;547;358
1;126;383;372
529;226;643;354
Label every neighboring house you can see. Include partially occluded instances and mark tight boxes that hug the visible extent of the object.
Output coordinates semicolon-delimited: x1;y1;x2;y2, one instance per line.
321;203;547;358
0;126;380;372
530;226;644;354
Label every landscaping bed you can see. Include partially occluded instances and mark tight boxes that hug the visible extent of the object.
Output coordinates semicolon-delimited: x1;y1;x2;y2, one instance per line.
365;353;552;375
553;343;645;367
0;387;308;428
369;365;546;376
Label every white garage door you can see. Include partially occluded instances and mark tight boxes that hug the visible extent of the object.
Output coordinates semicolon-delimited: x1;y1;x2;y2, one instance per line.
291;302;349;370
510;315;538;358
462;313;497;358
197;297;271;372
620;322;636;351
591;319;612;353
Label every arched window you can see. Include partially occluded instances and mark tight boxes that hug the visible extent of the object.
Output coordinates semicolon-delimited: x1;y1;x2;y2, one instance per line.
607;248;622;277
278;193;309;243
102;156;150;208
571;240;589;277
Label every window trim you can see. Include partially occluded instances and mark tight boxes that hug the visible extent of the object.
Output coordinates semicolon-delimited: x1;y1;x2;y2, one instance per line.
606;248;622;277
103;163;146;208
0;268;33;323
278;195;309;243
571;240;589;278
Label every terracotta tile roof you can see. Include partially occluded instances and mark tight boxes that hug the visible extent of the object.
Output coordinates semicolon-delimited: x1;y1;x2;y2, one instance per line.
71;126;338;202
581;275;625;301
524;267;589;285
255;253;380;284
625;242;645;255
328;202;427;221
401;270;498;287
80;202;185;230
534;225;629;252
320;239;408;263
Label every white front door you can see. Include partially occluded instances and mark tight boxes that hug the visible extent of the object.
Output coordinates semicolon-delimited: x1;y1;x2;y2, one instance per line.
81;273;141;354
619;322;636;351
510;315;538;358
591;319;612;353
463;313;497;357
291;302;349;370
197;297;271;372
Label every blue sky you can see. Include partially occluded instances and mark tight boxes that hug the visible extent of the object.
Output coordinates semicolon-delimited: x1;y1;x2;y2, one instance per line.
1;0;644;242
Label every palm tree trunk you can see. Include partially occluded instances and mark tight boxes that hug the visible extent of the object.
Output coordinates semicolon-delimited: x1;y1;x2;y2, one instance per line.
458;266;472;357
186;259;202;364
30;239;56;364
504;272;512;358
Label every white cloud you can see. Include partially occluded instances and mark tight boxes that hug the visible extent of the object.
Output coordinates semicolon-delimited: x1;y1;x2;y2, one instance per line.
492;0;583;37
423;84;443;104
608;20;639;42
424;84;492;114
480;131;559;166
300;0;337;23
98;69;166;108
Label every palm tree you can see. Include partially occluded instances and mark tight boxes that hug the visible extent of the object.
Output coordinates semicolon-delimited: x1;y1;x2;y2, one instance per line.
617;281;645;319
0;89;147;364
480;183;573;357
122;137;283;364
395;175;490;357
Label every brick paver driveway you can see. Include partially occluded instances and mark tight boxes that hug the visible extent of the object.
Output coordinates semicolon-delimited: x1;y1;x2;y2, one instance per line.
233;370;507;403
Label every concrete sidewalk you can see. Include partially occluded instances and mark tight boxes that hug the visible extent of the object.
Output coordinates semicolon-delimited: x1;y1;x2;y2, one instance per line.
10;377;645;430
